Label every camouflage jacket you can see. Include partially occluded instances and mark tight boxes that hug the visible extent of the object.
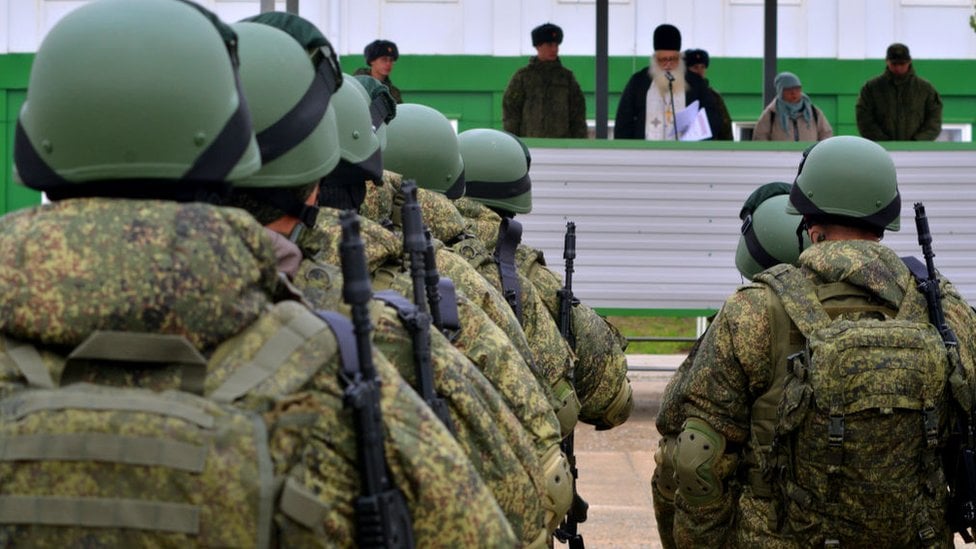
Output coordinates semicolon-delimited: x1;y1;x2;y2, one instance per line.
855;66;943;141
293;255;548;545
669;240;976;548
292;207;555;545
502;57;587;138
0;198;514;547
515;244;634;429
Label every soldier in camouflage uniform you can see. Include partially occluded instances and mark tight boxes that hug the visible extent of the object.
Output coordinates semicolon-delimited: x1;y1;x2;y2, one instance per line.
652;182;810;549
0;2;514;546
226;15;555;546
456;128;635;431
502;23;587;138
664;137;976;547
380;105;578;535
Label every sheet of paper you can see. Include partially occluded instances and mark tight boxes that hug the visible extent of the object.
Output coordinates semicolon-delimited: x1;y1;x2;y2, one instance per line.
676;100;712;141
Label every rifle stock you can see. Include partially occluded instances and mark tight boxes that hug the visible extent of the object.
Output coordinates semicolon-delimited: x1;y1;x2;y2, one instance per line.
338;210;415;548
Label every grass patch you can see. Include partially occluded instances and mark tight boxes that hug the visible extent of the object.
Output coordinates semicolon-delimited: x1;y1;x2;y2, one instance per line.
605;316;698;354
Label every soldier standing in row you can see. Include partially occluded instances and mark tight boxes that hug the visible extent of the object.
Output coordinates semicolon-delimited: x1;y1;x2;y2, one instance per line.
0;1;514;545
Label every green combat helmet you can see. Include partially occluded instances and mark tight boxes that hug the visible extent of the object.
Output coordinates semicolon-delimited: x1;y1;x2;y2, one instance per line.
787;135;901;232
232;22;340;189
384;103;465;198
14;0;260;197
324;74;383;183
354;75;397;151
735;182;811;280
458;129;532;215
226;21;341;227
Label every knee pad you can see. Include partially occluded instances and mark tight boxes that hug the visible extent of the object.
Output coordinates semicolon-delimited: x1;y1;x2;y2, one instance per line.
595;378;634;430
674;418;728;506
540;446;573;533
552;379;581;438
652;435;679;502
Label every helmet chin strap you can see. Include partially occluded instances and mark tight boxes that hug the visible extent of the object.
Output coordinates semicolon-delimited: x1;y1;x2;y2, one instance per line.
796;218;809;255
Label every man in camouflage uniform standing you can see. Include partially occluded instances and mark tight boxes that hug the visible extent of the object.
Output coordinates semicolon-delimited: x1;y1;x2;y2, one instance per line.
663;136;976;547
856;43;943;141
503;22;588;139
0;1;514;545
652;182;810;549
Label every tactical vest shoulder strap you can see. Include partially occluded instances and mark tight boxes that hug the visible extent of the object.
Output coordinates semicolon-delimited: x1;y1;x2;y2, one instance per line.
754;263;831;339
211;307;328;402
494;217;523;321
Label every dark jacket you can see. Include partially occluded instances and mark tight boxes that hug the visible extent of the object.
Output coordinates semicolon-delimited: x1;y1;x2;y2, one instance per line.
353;67;402;104
613;68;722;140
502;57;587;138
855;66;942;141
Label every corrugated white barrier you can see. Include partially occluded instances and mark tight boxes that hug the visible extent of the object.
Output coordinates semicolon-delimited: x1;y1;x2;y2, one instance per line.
518;146;976;312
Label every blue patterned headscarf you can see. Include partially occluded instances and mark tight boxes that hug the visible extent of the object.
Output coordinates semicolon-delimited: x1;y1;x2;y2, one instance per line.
774;72;813;133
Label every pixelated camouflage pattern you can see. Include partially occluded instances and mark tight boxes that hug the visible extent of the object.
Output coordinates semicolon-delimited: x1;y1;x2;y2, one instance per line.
0;200;515;547
434;243;537;381
290;252;545;544
296;206;402;274
517;245;633;428
417;187;469;245
360;171;398;229
450;201;577;427
370;293;547;545
454;196;502;247
668;240;976;548
411;262;560;442
0;199;279;352
752;260;949;547
0;383;270;547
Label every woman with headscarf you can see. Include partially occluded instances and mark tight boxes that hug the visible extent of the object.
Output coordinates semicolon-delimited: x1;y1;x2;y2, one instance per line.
752;71;833;141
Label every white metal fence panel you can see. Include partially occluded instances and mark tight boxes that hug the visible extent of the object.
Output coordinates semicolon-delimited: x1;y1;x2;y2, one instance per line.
519;146;976;312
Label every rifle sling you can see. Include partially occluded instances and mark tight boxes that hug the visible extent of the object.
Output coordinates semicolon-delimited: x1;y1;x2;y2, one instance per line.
494;218;523;321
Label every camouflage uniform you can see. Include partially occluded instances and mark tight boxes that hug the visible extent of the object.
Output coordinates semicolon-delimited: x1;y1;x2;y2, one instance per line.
515;244;634;429
0;199;515;546
667;240;976;547
362;173;575;534
293;205;555;545
856;65;943;141
502;57;587;138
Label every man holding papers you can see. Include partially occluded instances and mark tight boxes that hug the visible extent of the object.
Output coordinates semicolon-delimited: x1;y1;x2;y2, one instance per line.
613;24;722;141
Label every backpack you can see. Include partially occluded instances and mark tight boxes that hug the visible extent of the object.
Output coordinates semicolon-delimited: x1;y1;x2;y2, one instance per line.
754;264;950;547
0;301;361;547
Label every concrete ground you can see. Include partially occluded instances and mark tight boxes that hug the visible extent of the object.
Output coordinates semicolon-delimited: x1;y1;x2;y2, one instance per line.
564;354;680;549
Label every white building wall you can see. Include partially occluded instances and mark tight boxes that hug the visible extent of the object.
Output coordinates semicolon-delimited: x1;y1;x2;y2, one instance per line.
3;0;975;59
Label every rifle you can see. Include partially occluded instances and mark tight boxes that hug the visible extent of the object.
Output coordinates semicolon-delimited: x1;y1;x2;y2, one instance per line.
423;229;462;341
554;221;587;549
338;210;415;548
400;180;454;431
913;203;976;542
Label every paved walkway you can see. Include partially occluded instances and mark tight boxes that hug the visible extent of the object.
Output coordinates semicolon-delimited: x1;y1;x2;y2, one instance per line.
566;355;681;549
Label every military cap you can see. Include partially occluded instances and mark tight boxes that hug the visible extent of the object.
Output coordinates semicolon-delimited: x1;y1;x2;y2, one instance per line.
364;39;399;63
886;43;911;62
683;48;709;68
531;23;563;47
